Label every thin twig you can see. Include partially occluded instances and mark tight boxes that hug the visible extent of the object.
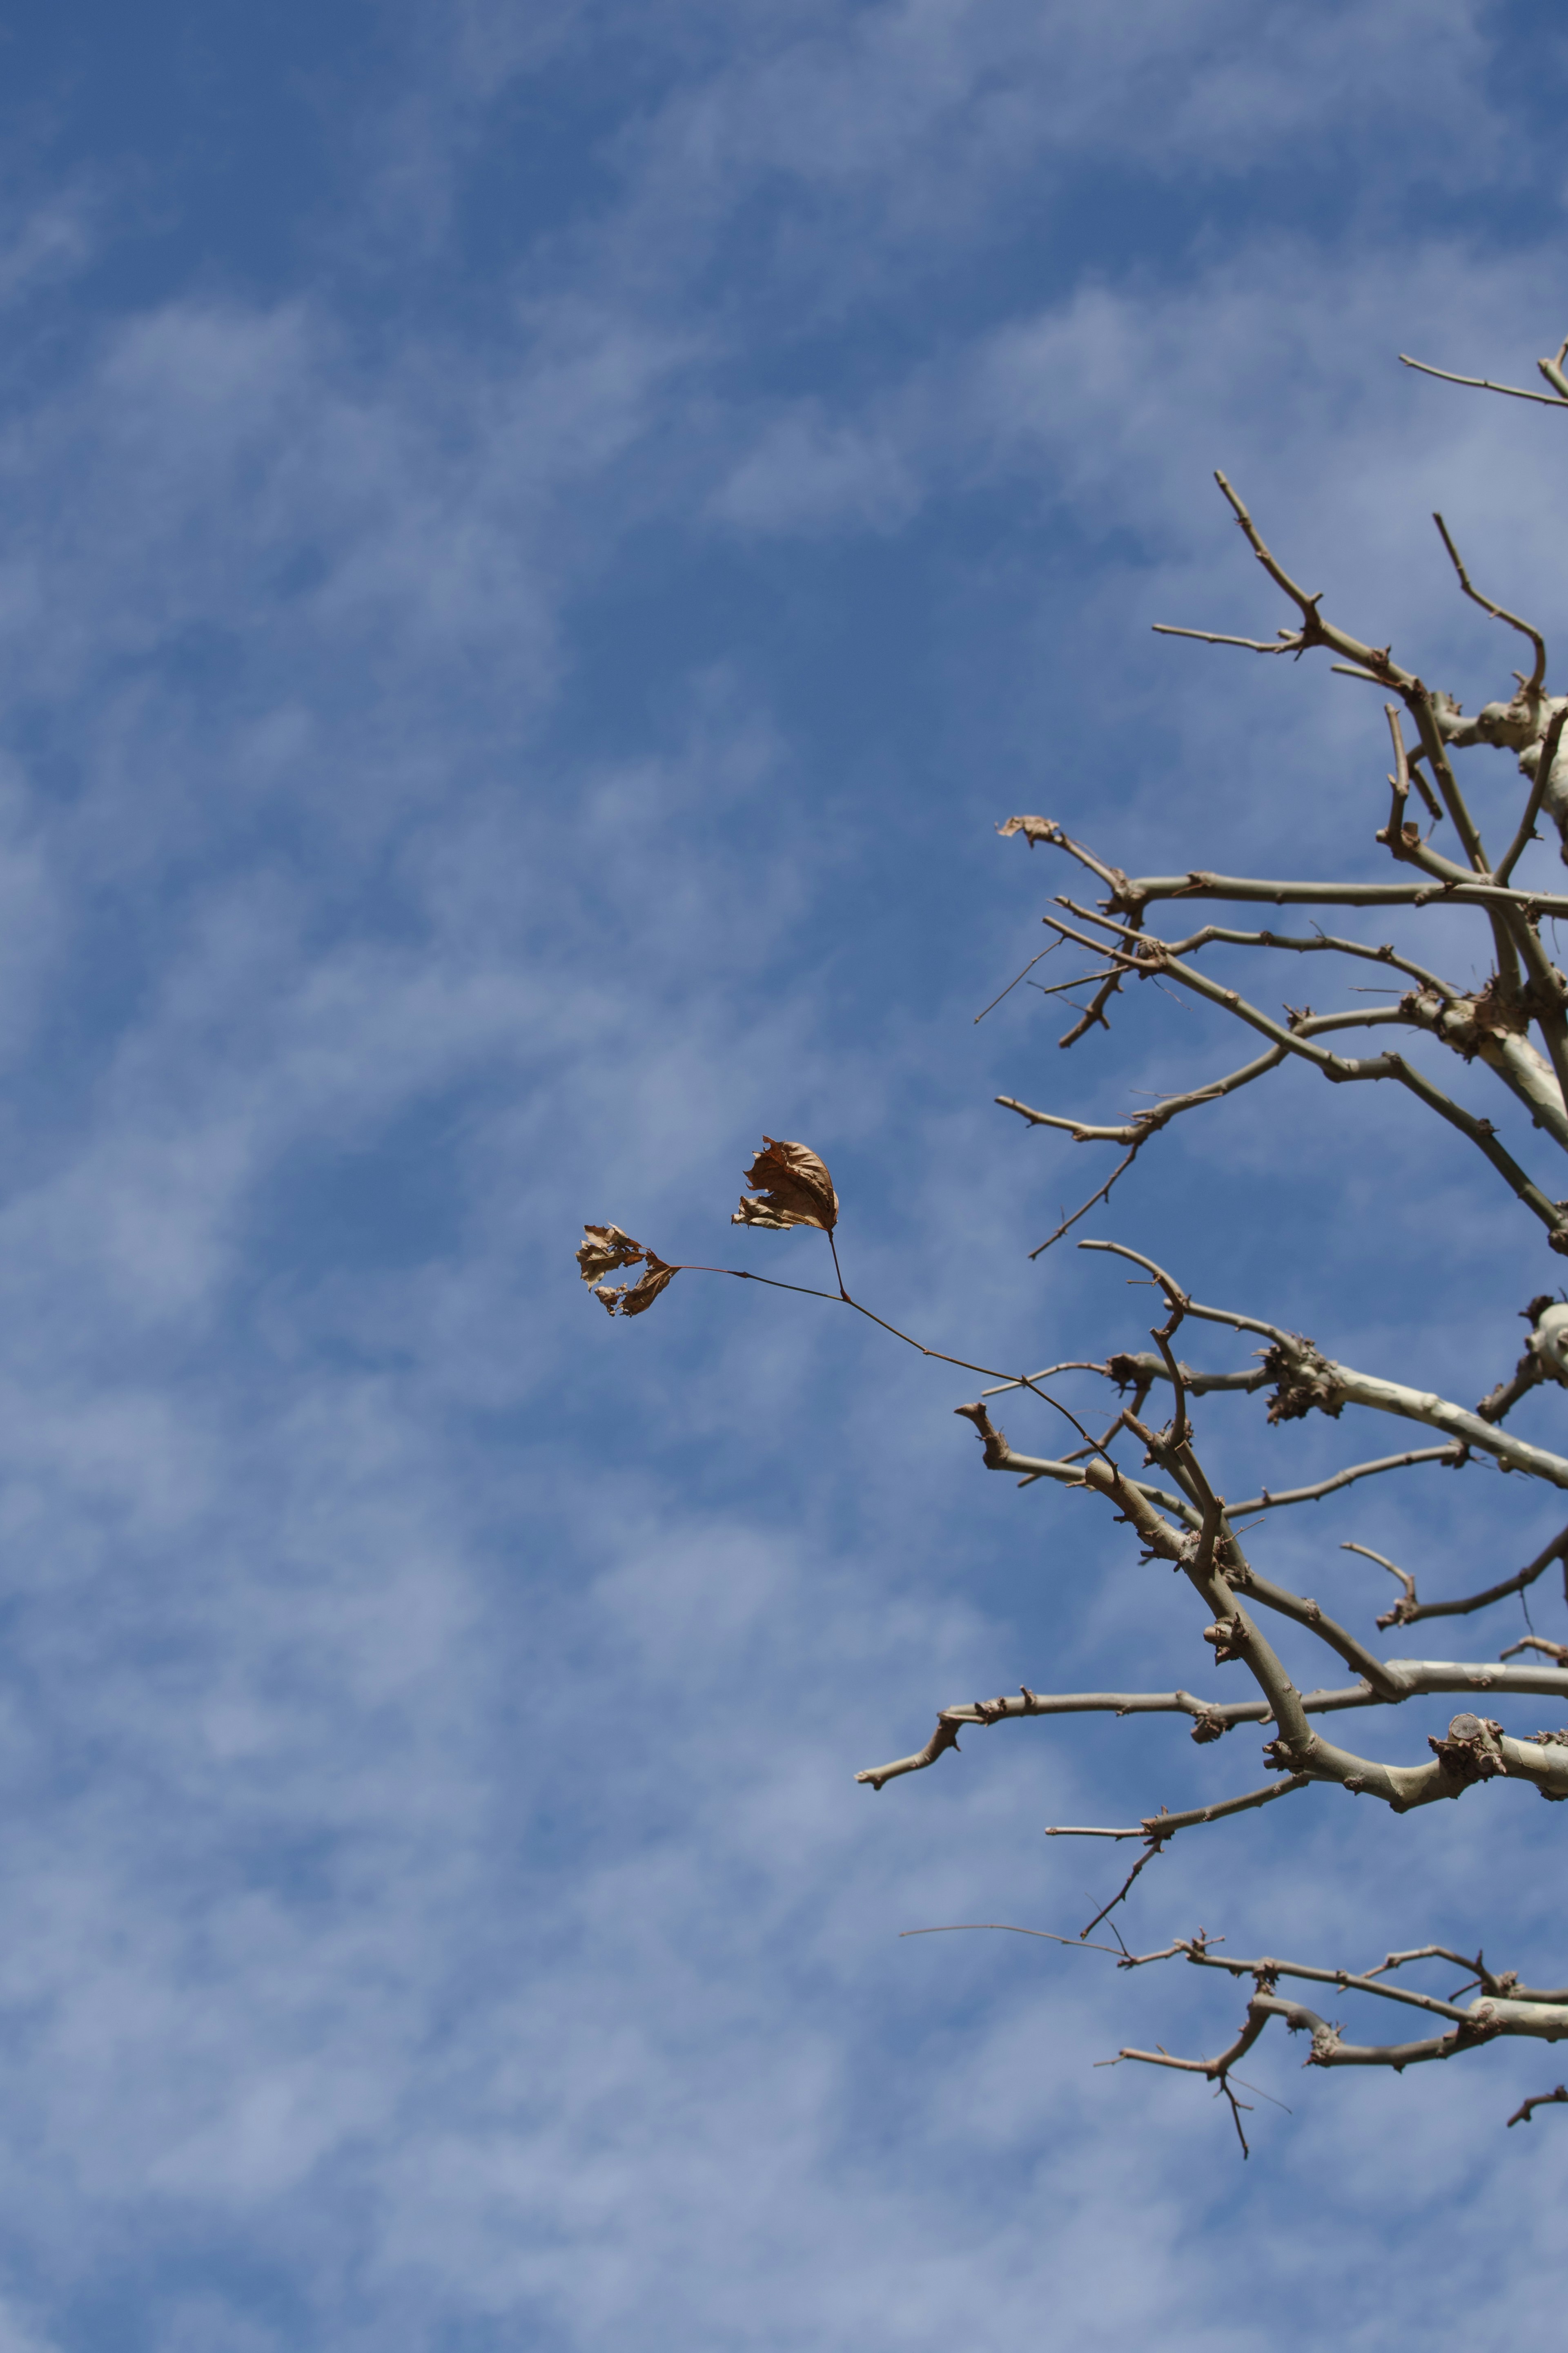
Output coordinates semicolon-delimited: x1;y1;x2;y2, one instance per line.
1026;1145;1140;1258
1152;625;1298;655
973;939;1064;1024
1079;1847;1158;1940
1342;1540;1417;1614
1400;353;1568;408
1432;513;1547;698
1508;2086;1568;2127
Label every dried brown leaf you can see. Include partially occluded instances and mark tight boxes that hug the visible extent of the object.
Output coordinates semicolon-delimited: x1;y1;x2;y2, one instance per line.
732;1136;838;1233
588;1249;678;1317
731;1196;799;1231
615;1253;679;1316
577;1224;647;1284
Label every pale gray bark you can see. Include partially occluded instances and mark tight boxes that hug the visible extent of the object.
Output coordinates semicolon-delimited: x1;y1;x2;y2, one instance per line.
880;349;1568;2138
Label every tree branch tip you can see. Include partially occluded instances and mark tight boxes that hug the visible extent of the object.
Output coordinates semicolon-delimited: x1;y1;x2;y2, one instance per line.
1507;2085;1568;2127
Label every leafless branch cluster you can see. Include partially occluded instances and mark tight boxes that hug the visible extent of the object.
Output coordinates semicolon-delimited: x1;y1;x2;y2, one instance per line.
586;333;1568;2149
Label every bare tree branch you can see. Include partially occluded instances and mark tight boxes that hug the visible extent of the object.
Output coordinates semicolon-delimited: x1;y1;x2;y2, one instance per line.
1082;863;1568;920
1508;2085;1568;2126
1344;1525;1568;1631
855;1659;1568;1789
1016;912;1568;1233
1100;1925;1568;2141
1432;512;1548;700
1400;348;1568;407
1151;624;1302;655
604;336;1568;2139
998;1042;1287;1148
1076;1242;1568;1481
1225;1446;1467;1517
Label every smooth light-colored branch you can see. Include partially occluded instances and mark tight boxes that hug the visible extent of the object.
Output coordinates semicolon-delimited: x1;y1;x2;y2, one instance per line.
1076;1242;1568;1483
1346;1525;1568;1631
1399;986;1568;1153
1051;901;1563;1135
854;1662;1568;1787
998;1041;1287;1147
969;1374;1558;1813
1105;869;1568;919
1145;917;1459;998
1151;624;1299;654
1232;1443;1469;1514
1117;1986;1566;2137
968;1394;1320;1766
1103;1927;1568;2150
962;1286;1568;1812
1223;1563;1401;1696
1038;926;1568;1233
990;1350;1471;1508
1488;906;1568;1126
979;1354;1473;1516
1309;1352;1568;1485
1050;1773;1316;1847
1183;1941;1484;2025
1501;1635;1568;1665
1207;471;1417;689
1400;351;1568;408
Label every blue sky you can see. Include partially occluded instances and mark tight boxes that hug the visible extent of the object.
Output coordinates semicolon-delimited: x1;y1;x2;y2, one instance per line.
2;2;1568;2346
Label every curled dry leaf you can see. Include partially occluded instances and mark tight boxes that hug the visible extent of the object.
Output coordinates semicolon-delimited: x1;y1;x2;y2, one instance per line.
595;1252;679;1318
732;1136;838;1233
577;1224;647;1285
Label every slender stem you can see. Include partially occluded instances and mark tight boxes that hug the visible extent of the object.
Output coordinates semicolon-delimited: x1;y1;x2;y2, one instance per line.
1399;353;1568;406
1432;514;1547;699
682;1259;1111;1456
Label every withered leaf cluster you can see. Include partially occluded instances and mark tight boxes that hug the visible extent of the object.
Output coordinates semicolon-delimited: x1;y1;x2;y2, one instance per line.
577;1133;837;1327
731;1137;838;1232
576;1224;680;1317
575;1224;646;1284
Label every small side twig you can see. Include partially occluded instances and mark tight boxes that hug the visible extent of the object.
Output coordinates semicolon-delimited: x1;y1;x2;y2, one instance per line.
1508;2085;1568;2127
1399;351;1568;408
